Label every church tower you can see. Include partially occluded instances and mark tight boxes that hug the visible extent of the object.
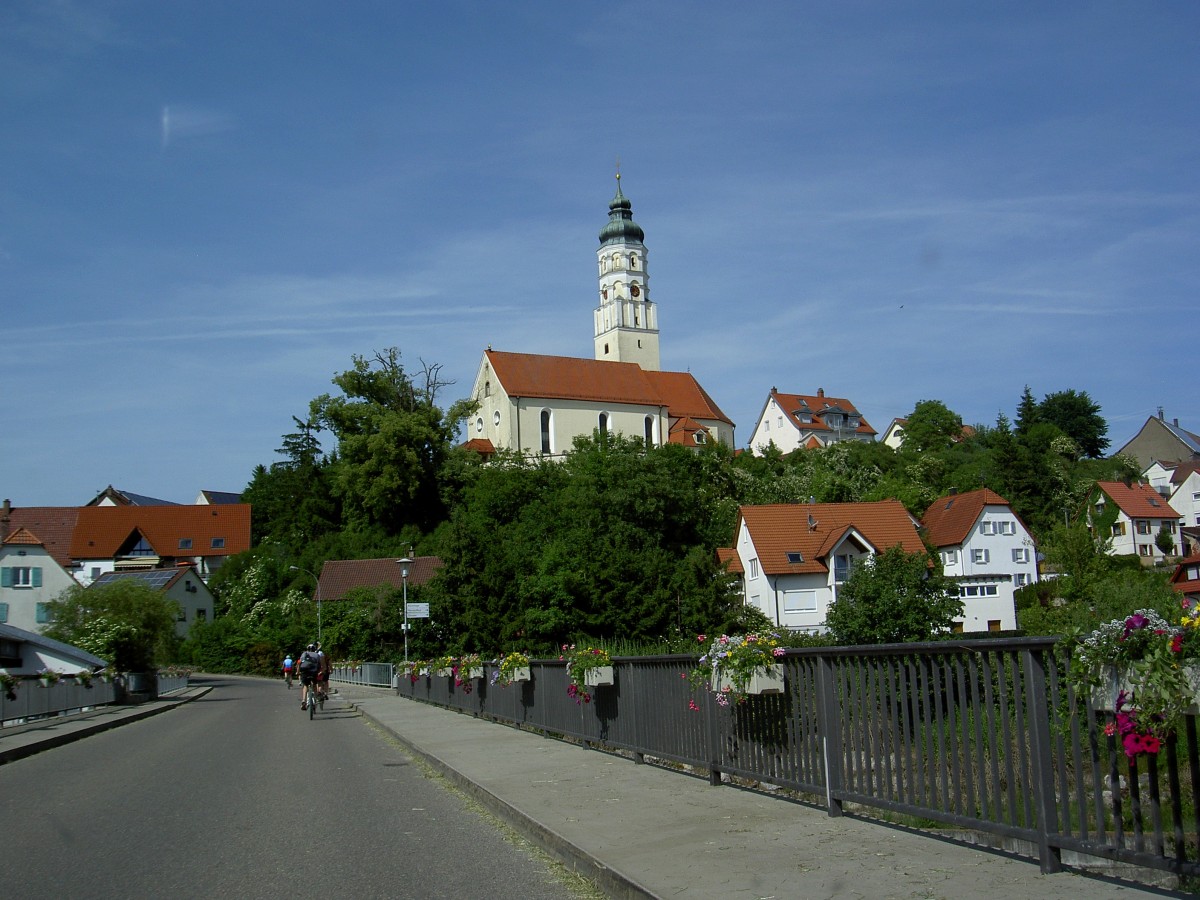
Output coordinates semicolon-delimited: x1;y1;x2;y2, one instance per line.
593;174;660;371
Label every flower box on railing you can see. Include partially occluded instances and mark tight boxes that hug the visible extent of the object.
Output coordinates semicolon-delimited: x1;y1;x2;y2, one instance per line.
583;665;614;688
437;667;454;678
1089;665;1136;712
509;666;531;683
712;664;785;696
463;666;484;681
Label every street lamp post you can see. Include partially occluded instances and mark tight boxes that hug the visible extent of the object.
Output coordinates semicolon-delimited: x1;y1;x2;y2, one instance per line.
397;557;413;664
289;565;321;643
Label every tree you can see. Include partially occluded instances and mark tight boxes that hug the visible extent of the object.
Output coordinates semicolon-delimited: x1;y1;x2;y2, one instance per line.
901;399;964;453
47;580;181;671
312;348;474;534
1037;389;1109;458
825;545;962;644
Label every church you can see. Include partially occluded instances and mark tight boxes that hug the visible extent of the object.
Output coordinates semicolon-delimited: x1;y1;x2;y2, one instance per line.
466;176;734;459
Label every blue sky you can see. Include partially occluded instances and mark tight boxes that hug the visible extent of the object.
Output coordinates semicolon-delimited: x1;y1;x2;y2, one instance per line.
3;2;1197;507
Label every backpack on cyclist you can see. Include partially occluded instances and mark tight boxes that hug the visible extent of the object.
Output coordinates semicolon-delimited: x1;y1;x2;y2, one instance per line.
298;650;320;676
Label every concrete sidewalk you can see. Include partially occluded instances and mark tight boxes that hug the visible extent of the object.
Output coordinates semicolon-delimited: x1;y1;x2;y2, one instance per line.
337;685;1179;900
0;685;211;766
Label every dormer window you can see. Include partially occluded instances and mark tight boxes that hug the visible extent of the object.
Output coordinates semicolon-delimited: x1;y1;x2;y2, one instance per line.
694;430;707;444
786;552;804;564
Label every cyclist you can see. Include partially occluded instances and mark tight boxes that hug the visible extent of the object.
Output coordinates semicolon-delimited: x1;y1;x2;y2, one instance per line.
282;653;294;688
316;642;331;701
297;643;321;711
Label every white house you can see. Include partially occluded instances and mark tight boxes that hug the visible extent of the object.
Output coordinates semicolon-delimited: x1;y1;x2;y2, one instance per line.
920;488;1034;632
726;500;926;633
1146;461;1200;530
747;388;876;455
466;175;734;458
1088;480;1183;564
0;526;79;633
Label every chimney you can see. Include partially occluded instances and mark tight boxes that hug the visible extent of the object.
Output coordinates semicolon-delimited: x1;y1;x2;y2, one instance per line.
1;498;10;532
1158;407;1165;420
817;387;825;398
1174;418;1180;427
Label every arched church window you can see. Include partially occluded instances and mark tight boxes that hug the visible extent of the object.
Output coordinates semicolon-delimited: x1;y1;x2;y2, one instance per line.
598;412;609;438
540;409;552;454
630;255;639;270
644;416;654;448
484;381;490;397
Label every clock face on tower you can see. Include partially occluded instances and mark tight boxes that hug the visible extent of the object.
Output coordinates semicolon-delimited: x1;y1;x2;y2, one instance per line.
630;284;640;297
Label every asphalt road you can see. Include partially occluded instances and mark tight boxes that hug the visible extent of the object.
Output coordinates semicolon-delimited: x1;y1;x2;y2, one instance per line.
0;675;596;900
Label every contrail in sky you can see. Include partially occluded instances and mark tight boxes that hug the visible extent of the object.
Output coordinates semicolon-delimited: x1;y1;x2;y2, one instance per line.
161;104;171;149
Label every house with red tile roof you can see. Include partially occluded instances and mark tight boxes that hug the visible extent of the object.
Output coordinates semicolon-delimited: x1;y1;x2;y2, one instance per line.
747;388;876;455
1171;554;1200;604
920;488;1034;632
1088;481;1182;565
68;504;252;583
466;177;733;458
881;417;976;451
0;525;80;633
724;500;926;633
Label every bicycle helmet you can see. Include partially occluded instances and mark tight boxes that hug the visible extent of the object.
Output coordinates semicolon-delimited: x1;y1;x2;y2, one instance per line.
306;643;316;651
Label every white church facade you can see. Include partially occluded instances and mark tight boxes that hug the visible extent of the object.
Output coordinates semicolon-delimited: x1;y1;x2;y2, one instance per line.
467;176;733;458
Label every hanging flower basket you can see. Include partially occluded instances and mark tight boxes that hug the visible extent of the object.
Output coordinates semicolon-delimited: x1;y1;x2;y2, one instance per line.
491;652;531;687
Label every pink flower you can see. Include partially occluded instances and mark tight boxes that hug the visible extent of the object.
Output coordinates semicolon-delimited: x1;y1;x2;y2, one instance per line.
688;699;700;712
697;634;707;643
773;647;786;657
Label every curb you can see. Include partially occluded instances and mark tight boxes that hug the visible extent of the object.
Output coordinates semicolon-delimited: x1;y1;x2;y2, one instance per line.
0;686;213;766
349;700;660;900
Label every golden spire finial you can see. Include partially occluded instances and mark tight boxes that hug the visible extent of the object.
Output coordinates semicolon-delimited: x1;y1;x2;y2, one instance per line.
615;155;621;183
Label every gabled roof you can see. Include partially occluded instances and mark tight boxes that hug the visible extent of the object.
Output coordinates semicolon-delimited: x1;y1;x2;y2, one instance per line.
91;565;196;593
736;500;923;576
2;527;43;546
198;490;243;505
461;438;497;456
1094;481;1181;519
716;547;743;575
766;388;876;438
68;504;251;560
1171;462;1200;486
87;485;179;506
0;506;80;568
483;350;732;425
921;488;1021;548
317;556;443;601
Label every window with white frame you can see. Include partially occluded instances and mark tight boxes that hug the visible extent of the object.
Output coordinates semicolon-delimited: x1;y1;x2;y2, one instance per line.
749;558;759;578
972;548;990;564
1112;522;1126;536
1012;548;1030;563
978;522;993;535
1015;573;1029;587
1139;544;1153;556
959;584;999;597
1136;520;1152;535
782;590;817;613
997;521;1015;535
942;549;958;566
1;566;41;588
834;554;854;583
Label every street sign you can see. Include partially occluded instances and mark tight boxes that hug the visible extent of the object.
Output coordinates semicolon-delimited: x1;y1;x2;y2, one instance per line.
406;602;430;619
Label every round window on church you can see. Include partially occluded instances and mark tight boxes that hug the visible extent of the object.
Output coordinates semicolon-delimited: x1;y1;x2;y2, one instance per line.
493;411;501;427
475;417;483;434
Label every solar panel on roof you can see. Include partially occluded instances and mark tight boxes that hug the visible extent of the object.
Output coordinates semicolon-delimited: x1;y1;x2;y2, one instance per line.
93;569;177;589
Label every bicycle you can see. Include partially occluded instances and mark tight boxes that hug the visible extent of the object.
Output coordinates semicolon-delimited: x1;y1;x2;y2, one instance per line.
305;686;323;719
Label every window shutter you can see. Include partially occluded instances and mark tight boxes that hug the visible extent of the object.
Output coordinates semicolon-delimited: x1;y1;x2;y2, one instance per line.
0;568;10;588
0;602;8;622
32;567;42;588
